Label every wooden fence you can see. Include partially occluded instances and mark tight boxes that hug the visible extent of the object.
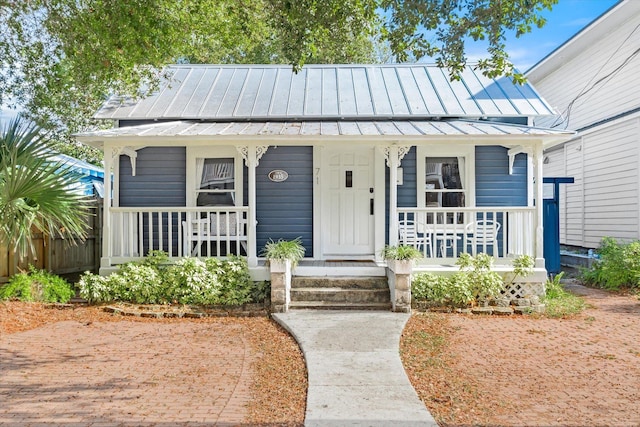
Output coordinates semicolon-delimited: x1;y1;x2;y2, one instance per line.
0;202;102;283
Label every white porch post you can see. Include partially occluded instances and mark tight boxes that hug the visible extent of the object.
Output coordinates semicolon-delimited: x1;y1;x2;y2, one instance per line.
388;146;399;246
384;144;411;246
239;145;268;267
101;145;114;270
534;141;545;267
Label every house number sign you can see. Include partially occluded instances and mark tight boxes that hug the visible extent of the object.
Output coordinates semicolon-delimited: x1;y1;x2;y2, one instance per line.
268;170;289;182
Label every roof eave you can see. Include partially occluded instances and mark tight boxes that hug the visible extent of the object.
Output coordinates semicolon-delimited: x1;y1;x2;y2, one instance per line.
75;131;575;150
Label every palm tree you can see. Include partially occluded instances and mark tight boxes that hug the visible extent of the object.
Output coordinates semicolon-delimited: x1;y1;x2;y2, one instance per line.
0;116;88;258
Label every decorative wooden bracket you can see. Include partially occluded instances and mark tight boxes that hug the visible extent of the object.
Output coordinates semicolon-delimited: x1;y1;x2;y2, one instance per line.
507;146;532;175
111;146;138;176
382;145;412;167
237;145;269;167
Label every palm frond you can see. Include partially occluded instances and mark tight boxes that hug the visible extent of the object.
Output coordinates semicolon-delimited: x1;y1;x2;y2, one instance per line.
0;116;89;258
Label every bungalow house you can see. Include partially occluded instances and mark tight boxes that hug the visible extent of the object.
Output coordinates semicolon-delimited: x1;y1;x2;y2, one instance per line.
76;64;571;302
527;0;640;251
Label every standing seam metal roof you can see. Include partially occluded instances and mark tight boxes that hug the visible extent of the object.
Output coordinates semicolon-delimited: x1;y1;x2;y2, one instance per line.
94;64;555;120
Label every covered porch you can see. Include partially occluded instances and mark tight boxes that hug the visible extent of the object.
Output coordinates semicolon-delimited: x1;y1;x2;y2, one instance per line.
75;120;573;281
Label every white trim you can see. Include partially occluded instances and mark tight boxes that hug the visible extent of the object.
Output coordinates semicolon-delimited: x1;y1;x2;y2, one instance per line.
313;146;322;260
374;148;386;262
78;134;572;150
113;151;120;208
101;144;114;268
527;154;534;207
185;146;243;207
534;141;545;265
416;144;476;209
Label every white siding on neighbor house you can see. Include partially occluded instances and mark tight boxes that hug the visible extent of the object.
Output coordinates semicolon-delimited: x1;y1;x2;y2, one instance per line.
582;120;639;246
535;1;640;250
544;117;640;248
564;139;584;247
531;14;640;131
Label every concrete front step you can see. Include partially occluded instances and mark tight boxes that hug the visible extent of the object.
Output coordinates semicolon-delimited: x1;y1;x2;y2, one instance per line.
291;276;388;289
288;301;392;310
291;287;391;304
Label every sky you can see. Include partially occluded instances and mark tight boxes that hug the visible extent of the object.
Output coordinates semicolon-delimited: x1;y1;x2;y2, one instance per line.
496;0;619;72
0;0;621;121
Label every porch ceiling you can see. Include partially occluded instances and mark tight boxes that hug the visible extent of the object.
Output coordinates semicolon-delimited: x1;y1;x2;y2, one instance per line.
75;119;574;149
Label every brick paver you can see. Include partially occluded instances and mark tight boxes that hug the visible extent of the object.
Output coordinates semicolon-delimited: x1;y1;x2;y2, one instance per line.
0;320;254;426
448;283;640;426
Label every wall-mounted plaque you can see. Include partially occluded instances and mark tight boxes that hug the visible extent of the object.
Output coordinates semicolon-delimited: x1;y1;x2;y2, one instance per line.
268;170;289;182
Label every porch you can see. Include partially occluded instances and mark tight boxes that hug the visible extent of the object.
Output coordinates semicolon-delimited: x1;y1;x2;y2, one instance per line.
103;204;542;281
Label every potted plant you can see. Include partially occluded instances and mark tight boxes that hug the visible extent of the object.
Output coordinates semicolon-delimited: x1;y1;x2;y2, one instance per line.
261;237;306;273
382;244;423;274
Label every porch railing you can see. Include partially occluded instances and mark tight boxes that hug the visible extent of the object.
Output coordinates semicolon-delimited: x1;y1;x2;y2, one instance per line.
109;207;249;260
397;207;535;262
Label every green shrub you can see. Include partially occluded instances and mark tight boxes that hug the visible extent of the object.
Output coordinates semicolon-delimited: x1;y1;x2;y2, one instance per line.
412;254;533;307
412;272;472;306
455;253;504;301
117;263;165;304
205;255;253;305
139;250;170;271
581;237;640;290
77;252;257;306
250;281;271;303
163;257;221;305
78;272;112;303
0;267;74;303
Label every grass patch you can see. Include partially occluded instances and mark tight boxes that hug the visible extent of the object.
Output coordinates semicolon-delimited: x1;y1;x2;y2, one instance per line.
544;272;587;318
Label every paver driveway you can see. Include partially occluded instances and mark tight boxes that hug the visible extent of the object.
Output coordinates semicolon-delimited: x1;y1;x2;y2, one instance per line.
443;283;640;426
0;319;254;426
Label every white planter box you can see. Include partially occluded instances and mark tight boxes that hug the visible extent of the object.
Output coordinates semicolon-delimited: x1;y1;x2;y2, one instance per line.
269;259;292;274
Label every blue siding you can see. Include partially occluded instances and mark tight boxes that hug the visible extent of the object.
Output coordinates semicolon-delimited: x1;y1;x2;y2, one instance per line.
119;147;186;207
475;146;528;207
119;147;186;255
474;146;528;256
385;147;417;244
255;146;313;257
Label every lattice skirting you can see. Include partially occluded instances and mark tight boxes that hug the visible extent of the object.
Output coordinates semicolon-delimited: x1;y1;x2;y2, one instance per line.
501;281;546;299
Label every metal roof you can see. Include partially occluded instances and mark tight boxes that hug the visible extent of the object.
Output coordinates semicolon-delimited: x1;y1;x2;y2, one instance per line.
95;64;555;121
75;119;572;140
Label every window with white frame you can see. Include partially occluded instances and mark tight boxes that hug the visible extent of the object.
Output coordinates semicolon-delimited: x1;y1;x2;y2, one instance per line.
416;145;474;224
195;157;235;206
425;157;466;208
187;147;242;207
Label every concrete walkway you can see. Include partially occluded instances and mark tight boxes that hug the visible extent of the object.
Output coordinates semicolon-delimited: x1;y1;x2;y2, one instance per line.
273;311;438;427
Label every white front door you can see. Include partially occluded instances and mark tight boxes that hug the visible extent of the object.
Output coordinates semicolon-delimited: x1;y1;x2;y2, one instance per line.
322;146;375;258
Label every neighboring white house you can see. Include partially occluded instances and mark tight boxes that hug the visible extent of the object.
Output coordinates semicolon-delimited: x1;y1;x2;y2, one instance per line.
527;0;640;249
